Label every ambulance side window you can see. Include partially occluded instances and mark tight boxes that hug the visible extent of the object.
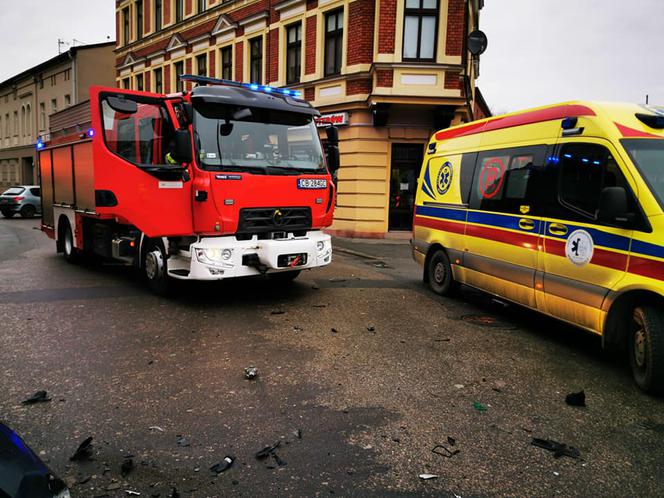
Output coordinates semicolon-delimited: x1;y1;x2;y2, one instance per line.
469;145;546;214
555;143;637;223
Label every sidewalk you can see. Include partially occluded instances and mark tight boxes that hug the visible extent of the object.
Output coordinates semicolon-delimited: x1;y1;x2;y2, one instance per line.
330;235;411;261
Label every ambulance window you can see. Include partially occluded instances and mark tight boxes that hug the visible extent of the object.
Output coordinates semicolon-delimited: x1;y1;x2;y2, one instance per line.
469;145;546;214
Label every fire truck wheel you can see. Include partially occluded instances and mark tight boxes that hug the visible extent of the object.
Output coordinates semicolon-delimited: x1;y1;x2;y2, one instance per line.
143;242;170;295
426;249;459;296
268;270;302;282
61;221;80;264
629;305;664;394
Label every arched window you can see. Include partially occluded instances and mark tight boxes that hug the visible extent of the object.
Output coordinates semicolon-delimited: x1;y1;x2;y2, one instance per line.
21;106;26;138
25;105;31;140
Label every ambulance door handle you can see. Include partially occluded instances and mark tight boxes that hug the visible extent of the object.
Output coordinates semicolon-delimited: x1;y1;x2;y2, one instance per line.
549;223;568;236
518;218;535;231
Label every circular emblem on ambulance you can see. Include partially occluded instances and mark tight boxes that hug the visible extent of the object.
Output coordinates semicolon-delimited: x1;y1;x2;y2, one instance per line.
565;229;594;266
436;162;453;195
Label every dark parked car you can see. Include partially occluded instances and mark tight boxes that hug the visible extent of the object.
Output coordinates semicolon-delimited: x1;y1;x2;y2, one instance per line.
0;185;41;218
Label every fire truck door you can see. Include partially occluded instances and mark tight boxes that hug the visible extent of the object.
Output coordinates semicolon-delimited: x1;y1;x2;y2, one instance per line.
90;88;193;237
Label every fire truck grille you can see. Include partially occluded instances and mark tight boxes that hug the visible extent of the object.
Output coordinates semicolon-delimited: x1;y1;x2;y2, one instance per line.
237;207;312;235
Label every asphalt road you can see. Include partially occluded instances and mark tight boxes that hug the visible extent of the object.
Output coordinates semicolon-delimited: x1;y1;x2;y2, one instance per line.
1;217;663;498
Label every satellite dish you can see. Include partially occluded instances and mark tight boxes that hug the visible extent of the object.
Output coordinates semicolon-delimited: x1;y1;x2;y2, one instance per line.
467;30;488;56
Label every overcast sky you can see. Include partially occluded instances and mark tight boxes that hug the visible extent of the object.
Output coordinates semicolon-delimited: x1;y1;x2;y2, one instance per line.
478;0;664;114
0;1;662;115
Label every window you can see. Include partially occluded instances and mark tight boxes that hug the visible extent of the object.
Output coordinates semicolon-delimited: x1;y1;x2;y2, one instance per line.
64;69;71;81
38;77;44;89
50;99;57;113
50;75;56;86
136;0;143;40
198;0;206;13
64;95;71;107
13;111;18;136
249;37;262;84
155;0;162;31
123;77;131;89
39;103;45;130
176;0;184;22
286;23;302;84
221;46;232;80
5;114;10;137
469;145;547;214
196;54;207;77
403;0;438;61
101;95;176;167
30;187;40;197
622;139;664;210
154;67;163;93
136;73;144;92
123;6;130;44
324;9;344;76
174;61;185;92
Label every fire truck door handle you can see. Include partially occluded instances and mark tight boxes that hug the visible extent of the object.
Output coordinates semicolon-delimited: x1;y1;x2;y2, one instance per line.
195;190;208;202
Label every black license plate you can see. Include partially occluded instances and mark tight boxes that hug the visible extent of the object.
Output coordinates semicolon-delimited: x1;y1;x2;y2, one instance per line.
277;253;308;268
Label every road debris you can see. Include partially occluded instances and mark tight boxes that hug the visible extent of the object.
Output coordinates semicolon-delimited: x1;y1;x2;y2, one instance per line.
432;443;460;458
472;402;488;413
313;304;327;308
244;366;258;380
454;384;465;389
531;438;581;459
256;441;287;467
270;310;285;315
331;327;339;333
125;491;141;496
565;390;586;407
367;325;375;332
419;474;439;480
70;436;94;461
293;429;302;439
493;380;507;392
107;482;122;491
121;457;134;476
21;390;51;405
176;435;190;447
210;455;235;474
447;436;456;446
149;426;165;432
293;325;303;332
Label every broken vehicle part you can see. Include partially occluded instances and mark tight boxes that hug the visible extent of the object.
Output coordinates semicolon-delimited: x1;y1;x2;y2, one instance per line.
21;390;52;405
69;437;93;462
531;438;581;459
210;456;235;473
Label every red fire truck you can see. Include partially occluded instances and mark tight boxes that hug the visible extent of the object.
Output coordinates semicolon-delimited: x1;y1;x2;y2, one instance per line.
38;75;339;293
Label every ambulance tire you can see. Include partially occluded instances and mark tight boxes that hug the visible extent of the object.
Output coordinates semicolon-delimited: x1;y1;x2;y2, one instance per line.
60;220;80;264
427;249;458;296
143;240;170;296
629;306;664;394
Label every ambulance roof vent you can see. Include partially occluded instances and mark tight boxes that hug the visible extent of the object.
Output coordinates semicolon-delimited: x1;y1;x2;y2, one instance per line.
636;113;664;129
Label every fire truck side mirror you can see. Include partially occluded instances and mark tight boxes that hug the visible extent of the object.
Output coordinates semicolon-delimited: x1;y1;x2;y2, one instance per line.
107;96;137;114
325;125;339;145
326;145;340;173
174;129;193;164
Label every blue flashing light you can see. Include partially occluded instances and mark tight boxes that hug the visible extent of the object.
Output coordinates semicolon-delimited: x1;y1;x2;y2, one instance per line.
292;90;302;97
563;153;572;159
582;158;589;163
593;160;601;165
263;86;273;93
282;89;291;95
249;84;259;91
547;156;559;164
87;128;95;138
36;140;44;150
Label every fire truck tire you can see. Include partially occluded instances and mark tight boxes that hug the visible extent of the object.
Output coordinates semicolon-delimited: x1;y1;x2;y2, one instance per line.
268;270;302;282
143;241;170;295
1;210;14;218
61;220;80;264
20;205;36;218
629;305;664;394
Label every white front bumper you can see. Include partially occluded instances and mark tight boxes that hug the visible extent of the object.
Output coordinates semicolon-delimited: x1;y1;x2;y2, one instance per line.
167;231;332;280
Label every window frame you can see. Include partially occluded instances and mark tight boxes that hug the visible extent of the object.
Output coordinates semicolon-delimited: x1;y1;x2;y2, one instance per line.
135;74;144;92
123;6;131;45
154;67;163;93
174;60;185;92
175;0;184;23
249;36;263;84
221;46;233;80
136;0;143;40
324;9;344;77
286;22;302;85
197;0;206;13
402;0;439;62
155;0;163;31
196;54;207;77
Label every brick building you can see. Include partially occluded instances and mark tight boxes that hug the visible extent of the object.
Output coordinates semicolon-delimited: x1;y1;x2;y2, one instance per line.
115;0;489;236
0;42;115;189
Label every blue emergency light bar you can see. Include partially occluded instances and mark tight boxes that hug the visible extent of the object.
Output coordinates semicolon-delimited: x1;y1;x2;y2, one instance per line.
179;74;302;98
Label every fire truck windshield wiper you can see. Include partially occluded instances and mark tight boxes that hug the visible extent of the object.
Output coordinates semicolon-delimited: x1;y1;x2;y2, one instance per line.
265;165;325;175
217;164;267;174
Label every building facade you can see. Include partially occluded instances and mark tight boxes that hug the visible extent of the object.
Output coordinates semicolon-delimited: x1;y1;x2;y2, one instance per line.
115;0;489;237
0;43;116;189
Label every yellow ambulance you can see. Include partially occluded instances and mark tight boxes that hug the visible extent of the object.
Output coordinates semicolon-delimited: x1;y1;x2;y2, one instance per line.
412;102;664;393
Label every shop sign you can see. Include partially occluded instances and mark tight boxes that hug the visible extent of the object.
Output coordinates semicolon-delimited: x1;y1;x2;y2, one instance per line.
315;112;348;127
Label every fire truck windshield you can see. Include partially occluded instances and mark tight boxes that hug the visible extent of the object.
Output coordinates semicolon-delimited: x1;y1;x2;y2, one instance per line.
193;105;325;174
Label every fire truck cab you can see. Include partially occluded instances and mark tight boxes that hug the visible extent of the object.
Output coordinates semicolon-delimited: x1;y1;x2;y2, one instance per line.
39;76;338;293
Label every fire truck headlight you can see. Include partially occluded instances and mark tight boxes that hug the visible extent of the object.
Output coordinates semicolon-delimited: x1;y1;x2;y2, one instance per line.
222;249;233;260
316;241;326;252
196;248;223;264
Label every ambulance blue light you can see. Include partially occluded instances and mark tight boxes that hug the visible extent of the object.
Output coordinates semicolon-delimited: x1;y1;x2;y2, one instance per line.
87;129;94;137
563;153;572;159
282;89;291;95
593;160;601;165
582;158;589;163
547;156;559;164
263;86;273;93
249;84;259;91
36;140;44;150
292;90;302;97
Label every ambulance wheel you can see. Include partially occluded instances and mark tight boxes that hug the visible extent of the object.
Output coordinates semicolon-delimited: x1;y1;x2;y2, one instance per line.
629;306;664;394
143;241;170;296
61;220;80;264
427;249;458;296
268;270;301;282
